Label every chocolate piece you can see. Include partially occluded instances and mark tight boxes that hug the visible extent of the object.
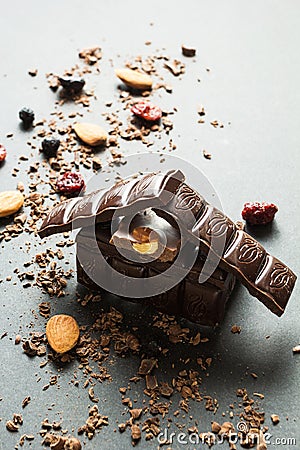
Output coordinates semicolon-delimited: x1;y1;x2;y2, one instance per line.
75;223;236;326
39;170;184;238
158;182;297;316
39;170;297;318
181;45;196;57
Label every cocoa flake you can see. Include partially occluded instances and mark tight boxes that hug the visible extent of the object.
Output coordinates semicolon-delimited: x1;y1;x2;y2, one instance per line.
271;414;280;424
138;358;157;375
22;396;31;408
6;420;19;432
131;424;141;441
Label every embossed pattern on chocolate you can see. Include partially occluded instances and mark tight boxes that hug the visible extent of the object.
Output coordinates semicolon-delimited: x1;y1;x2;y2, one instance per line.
270;262;294;291
195;206;235;248
224;230;266;282
175;184;204;211
184;292;207;321
238;238;264;263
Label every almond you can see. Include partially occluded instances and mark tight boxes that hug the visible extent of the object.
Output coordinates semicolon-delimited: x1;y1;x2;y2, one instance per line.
132;240;159;255
46;314;80;354
73;122;107;146
0;191;24;218
115;68;152;90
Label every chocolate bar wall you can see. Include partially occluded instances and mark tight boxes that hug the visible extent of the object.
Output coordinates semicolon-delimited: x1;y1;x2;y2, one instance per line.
76;219;236;326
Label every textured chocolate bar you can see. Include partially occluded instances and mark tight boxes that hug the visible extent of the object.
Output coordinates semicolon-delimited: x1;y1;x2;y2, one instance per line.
39;170;297;317
76;227;236;326
39;170;184;238
158;183;297;316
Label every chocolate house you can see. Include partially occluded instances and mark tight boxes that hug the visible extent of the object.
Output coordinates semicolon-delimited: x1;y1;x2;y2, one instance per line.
39;170;297;326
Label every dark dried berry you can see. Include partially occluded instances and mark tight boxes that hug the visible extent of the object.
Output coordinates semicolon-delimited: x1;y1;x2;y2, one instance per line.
56;172;85;195
131;101;162;122
19;107;35;127
41;138;60;158
242;202;278;225
0;144;7;162
58;77;85;95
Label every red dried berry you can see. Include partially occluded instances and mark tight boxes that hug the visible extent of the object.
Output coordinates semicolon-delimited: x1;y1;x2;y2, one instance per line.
131;101;162;122
0;144;7;162
242;202;278;225
56;172;85;195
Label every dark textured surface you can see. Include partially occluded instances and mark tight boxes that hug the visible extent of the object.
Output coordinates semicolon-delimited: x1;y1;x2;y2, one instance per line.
0;1;299;449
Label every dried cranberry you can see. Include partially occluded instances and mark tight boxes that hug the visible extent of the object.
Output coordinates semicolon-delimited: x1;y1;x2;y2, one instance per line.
0;144;7;162
56;172;85;195
242;202;278;225
131;101;162;122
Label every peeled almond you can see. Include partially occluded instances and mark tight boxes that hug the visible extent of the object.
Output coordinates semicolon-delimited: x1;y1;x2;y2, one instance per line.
0;191;24;218
115;68;153;90
132;240;159;255
73;122;108;146
46;314;80;354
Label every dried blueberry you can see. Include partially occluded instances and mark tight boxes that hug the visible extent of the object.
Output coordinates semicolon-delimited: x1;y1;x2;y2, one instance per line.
41;138;60;158
58;77;85;95
19;107;35;128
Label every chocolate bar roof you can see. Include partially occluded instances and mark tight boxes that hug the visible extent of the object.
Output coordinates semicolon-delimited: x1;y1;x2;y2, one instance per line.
39;169;184;238
39;170;297;317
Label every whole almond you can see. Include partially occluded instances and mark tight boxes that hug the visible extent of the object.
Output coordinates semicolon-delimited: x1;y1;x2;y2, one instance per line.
46;314;80;354
115;68;152;90
0;191;24;218
73;122;107;146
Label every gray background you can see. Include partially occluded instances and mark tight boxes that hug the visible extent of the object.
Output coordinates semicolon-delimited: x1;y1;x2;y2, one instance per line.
0;1;299;449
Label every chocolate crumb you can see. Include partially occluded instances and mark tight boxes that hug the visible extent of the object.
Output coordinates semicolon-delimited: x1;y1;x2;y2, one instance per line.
138;358;157;375
15;334;21;345
159;382;173;398
22;396;31;408
203;149;212;160
131;424;141;441
6;420;19;432
130;408;143;420
271;414;280;424
28;68;38;77
92;156;102;170
181;45;196;57
211;421;221;433
118;423;127;433
145;374;158;390
231;325;241;334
